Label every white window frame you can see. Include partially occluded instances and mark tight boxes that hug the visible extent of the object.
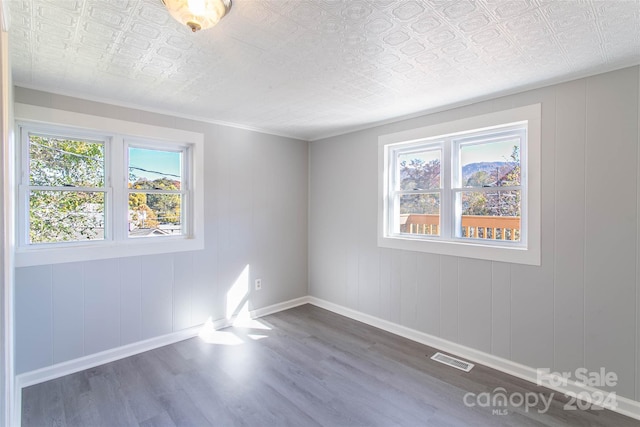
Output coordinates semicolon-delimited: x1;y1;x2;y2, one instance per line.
378;104;541;266
388;142;443;235
124;139;192;240
18;125;112;246
14;103;205;267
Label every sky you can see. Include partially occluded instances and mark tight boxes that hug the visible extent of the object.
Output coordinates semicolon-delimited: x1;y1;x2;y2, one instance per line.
398;149;440;166
398;138;519;167
460;139;519;166
128;147;181;182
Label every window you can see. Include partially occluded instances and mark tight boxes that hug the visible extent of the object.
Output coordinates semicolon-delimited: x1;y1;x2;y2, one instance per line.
127;145;187;238
454;129;524;241
379;104;540;265
15;103;204;267
394;146;442;235
26;131;108;244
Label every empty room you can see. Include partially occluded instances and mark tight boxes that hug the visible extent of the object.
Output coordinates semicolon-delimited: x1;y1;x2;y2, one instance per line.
1;0;640;426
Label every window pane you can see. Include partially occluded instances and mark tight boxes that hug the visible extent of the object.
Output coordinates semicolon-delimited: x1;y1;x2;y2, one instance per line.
129;193;182;237
129;147;182;190
399;194;440;236
460;139;520;187
29;191;105;243
398;150;441;190
29;134;104;187
458;190;520;241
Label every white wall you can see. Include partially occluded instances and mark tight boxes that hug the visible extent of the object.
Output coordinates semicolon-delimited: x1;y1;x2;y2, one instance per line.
13;88;309;374
1;25;14;425
309;66;640;401
0;28;6;425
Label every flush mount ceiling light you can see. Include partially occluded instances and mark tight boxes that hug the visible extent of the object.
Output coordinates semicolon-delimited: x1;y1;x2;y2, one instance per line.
161;0;232;33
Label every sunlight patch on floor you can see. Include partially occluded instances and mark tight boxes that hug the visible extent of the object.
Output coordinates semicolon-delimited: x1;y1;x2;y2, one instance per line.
247;334;269;341
198;317;244;346
232;316;272;330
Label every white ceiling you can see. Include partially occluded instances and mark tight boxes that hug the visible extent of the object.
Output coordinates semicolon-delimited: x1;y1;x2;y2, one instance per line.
7;0;640;141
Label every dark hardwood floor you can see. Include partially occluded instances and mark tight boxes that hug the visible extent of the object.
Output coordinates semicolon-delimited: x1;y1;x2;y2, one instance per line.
22;304;639;426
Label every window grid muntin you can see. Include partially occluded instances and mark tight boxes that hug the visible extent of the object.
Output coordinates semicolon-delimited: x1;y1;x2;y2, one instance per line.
387;123;527;247
390;142;443;236
22;127;111;246
451;127;526;246
126;143;189;238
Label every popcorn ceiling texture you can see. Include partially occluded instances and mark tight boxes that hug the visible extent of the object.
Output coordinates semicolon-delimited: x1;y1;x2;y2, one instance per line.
8;0;640;140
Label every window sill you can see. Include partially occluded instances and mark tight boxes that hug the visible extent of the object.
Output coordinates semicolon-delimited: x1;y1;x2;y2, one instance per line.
378;234;540;266
15;236;204;267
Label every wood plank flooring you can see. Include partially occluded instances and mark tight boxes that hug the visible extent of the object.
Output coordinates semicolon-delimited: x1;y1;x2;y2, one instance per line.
22;304;639;426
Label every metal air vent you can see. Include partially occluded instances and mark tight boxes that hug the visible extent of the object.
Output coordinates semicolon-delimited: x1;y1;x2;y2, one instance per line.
430;352;474;372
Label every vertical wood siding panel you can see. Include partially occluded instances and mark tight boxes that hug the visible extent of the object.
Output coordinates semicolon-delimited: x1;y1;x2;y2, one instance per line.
140;254;174;339
417;253;440;336
585;68;638;398
52;262;84;363
251;138;309;307
356;134;382;317
509;87;556;370
119;257;142;345
216;128;253;321
358;248;381;318
173;252;194;331
308;140;348;305
346;244;359;310
83;259;120;355
15;266;53;374
439;256;459;342
400;251;418;328
491;261;511;359
510;247;555;368
553;79;587;373
378;248;392;321
459;258;492;353
637;66;640;402
190;248;218;327
389;250;403;324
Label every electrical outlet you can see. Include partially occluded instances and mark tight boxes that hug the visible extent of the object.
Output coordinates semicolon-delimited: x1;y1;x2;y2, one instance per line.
255;279;262;290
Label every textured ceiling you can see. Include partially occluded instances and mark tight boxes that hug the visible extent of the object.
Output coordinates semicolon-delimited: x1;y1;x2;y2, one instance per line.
7;0;640;140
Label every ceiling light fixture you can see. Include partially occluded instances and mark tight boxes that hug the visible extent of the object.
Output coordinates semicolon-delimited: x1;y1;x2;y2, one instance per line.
161;0;232;33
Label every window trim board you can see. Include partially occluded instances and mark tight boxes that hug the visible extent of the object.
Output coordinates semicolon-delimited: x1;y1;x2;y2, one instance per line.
14;103;205;267
378;104;541;266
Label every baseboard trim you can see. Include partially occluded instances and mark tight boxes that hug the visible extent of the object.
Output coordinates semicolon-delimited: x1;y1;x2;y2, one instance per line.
307;296;640;421
250;296;310;318
13;296;311;426
16;324;203;390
